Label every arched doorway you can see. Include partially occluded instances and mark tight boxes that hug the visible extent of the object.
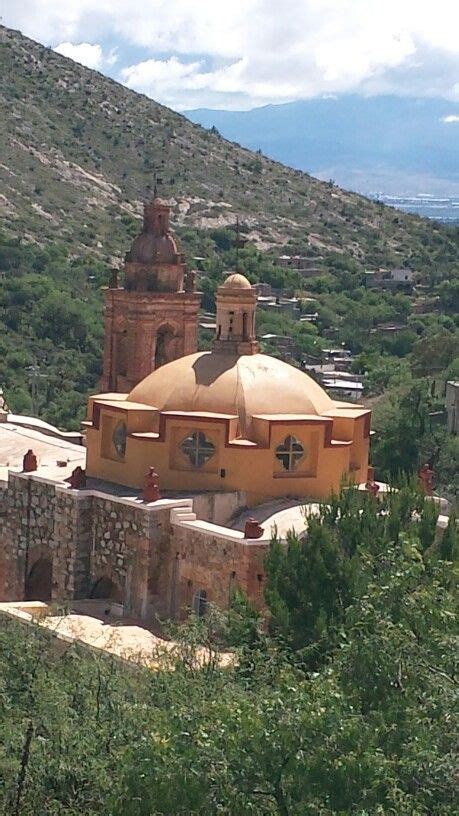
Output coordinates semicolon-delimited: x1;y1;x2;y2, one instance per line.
90;576;123;603
25;558;52;602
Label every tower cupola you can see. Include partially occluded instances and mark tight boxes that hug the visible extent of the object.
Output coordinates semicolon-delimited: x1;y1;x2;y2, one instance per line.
213;273;259;355
100;196;201;393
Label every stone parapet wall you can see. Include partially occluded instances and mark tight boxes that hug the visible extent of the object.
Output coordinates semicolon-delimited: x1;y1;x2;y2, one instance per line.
191;490;247;527
0;466;254;621
170;507;268;618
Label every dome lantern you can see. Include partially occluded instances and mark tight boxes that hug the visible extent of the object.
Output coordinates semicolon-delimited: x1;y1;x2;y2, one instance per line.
213;272;259;356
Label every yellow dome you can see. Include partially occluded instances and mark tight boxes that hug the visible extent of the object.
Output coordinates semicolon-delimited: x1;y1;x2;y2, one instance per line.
128;352;334;437
221;272;252;289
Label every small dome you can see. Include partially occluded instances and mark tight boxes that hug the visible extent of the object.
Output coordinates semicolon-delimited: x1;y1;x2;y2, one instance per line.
221;273;252;290
128;233;179;264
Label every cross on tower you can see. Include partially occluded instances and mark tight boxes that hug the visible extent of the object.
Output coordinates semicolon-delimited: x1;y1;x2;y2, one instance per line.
152;162;166;198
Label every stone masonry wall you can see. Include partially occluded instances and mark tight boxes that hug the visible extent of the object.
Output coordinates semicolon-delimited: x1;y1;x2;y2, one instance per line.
170;522;267;619
53;489;93;600
0;474;56;600
0;474;93;602
0;468;252;622
88;497;188;619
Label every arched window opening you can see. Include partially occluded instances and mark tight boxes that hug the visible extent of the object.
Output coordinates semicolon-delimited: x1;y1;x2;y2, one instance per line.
116;331;128;377
242;312;248;339
180;430;216;468
275;435;305;471
25;558;52;602
155;326;174;369
90;576;122;603
193;589;207;618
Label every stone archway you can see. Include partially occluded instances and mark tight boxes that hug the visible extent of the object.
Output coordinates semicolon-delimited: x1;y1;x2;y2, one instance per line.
25;558;53;602
90;576;123;603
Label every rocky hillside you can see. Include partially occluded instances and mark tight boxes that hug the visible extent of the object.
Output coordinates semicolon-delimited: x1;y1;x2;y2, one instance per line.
1;24;458;271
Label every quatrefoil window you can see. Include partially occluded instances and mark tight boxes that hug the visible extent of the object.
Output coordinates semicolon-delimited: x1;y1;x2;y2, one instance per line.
275;435;305;471
180;431;216;468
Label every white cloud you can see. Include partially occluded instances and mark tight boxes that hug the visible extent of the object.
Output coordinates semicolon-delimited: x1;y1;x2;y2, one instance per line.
442;114;459;123
3;0;459;109
54;42;104;70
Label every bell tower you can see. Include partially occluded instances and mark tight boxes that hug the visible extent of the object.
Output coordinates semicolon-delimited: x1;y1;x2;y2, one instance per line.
100;197;200;393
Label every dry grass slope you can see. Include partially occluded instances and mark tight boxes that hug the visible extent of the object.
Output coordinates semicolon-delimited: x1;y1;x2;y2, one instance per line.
1;24;457;268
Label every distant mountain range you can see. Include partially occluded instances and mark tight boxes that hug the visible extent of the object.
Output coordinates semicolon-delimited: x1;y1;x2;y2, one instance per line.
185;96;459;209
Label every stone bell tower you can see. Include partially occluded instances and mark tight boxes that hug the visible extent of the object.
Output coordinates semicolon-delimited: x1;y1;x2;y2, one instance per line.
100;197;200;393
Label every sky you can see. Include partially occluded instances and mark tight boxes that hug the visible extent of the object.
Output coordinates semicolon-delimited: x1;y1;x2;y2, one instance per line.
1;0;459;111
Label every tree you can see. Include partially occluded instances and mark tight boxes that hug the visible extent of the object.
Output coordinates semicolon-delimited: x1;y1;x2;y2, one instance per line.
265;516;357;660
372;381;432;478
411;328;459;377
438;512;458;562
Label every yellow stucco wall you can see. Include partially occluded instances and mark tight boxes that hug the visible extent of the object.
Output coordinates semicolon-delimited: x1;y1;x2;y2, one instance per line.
86;400;370;505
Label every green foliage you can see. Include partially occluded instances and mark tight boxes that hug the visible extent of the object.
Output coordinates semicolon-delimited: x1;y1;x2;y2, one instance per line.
438;276;459;312
265;516;357;656
439;512;458;561
371;381;434;478
0;233;103;429
411;327;459;377
264;485;450;665
417;496;440;552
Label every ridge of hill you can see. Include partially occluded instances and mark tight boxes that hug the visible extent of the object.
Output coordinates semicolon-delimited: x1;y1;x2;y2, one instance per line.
1;24;458;272
185;96;459;198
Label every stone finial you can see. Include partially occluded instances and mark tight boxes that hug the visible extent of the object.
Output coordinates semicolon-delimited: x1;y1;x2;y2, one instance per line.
244;517;264;539
419;463;434;496
184;269;196;293
366;478;380;498
22;449;38;473
142;467;161;503
365;465;380;497
65;466;87;489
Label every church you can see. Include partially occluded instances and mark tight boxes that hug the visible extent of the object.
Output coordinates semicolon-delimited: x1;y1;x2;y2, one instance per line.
0;198;371;619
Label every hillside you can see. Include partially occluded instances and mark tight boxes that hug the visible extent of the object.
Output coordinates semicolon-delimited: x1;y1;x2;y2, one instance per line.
186;96;459;198
1;24;458;272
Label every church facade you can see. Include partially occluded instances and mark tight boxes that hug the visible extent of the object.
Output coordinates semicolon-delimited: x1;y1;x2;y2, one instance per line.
0;198;371;619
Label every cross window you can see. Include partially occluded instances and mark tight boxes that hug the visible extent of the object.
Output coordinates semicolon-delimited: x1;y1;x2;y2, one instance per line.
275;435;305;471
180;430;216;468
